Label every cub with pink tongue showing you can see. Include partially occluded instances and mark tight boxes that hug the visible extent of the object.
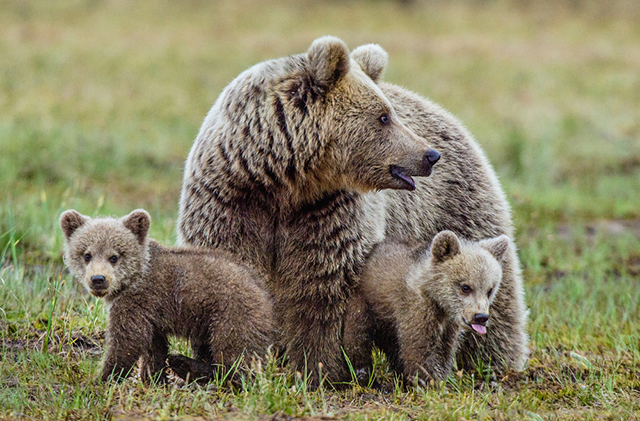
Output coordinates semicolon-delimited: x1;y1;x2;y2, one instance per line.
352;230;508;386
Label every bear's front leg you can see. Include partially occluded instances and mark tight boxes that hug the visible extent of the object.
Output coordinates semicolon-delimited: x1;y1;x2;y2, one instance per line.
274;191;376;386
101;338;143;383
101;306;154;383
280;288;351;386
396;310;459;387
341;293;376;386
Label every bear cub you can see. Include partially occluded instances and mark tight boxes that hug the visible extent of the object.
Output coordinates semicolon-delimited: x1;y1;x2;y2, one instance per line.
60;209;273;383
359;230;509;386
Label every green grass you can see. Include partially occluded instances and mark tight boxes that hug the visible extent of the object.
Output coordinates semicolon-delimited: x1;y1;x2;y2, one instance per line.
1;0;640;419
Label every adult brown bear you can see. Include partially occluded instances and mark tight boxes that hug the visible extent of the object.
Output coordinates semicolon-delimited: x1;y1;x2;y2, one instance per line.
178;37;527;384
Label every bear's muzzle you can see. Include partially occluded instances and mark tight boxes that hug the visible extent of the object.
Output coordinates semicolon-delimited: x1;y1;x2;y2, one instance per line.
90;274;109;297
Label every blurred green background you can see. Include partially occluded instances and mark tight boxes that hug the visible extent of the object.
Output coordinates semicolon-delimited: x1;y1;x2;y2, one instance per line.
1;0;639;260
1;1;639;419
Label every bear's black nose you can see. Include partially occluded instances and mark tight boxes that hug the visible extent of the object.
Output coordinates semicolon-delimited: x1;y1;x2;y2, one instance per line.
91;275;107;289
424;148;440;165
472;313;489;326
422;148;440;176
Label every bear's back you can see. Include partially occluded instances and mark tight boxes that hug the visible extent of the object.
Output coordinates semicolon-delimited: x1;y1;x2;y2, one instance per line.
379;82;513;243
140;241;272;337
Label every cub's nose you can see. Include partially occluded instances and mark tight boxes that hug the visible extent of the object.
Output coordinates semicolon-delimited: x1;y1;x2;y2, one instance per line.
91;275;107;290
472;313;489;326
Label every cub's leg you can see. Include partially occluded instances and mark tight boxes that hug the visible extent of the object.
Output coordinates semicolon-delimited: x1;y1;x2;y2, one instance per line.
395;309;459;387
139;332;169;384
167;354;215;384
101;310;153;382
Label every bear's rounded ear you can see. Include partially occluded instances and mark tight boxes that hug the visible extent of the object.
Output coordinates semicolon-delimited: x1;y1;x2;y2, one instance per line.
480;235;510;263
60;210;89;240
307;36;350;92
122;209;151;245
431;230;461;262
351;44;388;83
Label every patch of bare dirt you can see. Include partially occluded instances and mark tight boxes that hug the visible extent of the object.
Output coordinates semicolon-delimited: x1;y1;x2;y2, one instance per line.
1;331;103;358
109;405;167;421
261;413;337;421
625;254;640;276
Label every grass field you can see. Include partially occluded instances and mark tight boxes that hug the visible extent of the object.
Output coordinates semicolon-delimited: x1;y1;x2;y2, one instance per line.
1;0;640;419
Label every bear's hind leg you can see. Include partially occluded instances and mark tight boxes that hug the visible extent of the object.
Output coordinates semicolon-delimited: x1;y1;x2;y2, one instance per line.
167;354;215;384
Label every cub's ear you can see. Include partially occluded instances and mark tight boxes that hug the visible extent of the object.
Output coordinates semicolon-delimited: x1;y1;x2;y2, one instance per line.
60;210;89;240
121;209;151;245
431;230;461;262
480;235;510;263
307;36;350;92
350;44;388;83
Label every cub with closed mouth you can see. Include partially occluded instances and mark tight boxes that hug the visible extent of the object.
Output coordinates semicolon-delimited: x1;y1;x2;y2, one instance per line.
60;209;273;384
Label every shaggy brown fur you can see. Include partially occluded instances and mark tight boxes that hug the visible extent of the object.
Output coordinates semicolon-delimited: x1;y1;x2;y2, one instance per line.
60;209;273;383
352;231;508;386
177;36;528;383
177;36;438;383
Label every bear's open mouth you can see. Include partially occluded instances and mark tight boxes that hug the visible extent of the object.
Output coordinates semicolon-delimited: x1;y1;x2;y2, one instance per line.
389;165;416;190
470;323;487;335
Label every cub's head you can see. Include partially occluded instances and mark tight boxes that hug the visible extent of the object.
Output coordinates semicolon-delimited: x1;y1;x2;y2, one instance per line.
416;231;509;335
60;209;151;301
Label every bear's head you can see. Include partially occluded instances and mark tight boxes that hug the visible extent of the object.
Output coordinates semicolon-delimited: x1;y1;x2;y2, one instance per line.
60;209;151;301
411;231;509;335
198;36;439;204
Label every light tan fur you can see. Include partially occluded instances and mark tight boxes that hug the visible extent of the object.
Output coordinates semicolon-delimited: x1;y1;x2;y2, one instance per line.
351;43;529;374
353;231;507;385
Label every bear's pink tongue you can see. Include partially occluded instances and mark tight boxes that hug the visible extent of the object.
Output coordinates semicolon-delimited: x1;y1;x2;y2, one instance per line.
471;324;487;335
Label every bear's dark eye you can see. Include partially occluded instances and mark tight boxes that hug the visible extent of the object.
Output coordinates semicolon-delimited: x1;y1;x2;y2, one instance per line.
487;288;493;298
379;113;391;125
109;255;118;264
461;284;472;294
84;253;92;263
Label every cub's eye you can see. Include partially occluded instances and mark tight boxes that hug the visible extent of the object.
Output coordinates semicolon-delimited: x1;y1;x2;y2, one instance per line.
487;288;493;298
378;113;391;125
109;255;119;264
461;284;472;294
84;253;92;262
